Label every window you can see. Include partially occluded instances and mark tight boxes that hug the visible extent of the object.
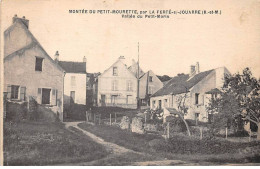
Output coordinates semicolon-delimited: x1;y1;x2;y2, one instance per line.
148;86;153;94
149;76;153;82
127;81;132;91
111;95;117;104
11;85;19;99
164;99;168;107
35;57;43;71
71;76;76;86
112;80;118;91
113;67;118;76
42;88;51;104
195;93;199;105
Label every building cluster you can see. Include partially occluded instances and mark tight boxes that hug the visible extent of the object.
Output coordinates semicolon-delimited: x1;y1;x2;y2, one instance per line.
3;15;230;123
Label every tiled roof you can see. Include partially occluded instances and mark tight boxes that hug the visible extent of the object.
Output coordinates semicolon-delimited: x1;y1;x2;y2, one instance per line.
58;61;86;73
151;70;214;97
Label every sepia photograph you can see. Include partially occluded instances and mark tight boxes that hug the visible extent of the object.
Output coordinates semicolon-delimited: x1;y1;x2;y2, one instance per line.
0;0;260;166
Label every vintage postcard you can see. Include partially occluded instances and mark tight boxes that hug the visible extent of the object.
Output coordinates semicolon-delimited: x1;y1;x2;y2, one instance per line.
0;0;260;166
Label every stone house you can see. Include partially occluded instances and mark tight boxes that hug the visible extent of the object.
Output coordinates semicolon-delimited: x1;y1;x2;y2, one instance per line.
57;55;87;106
138;70;163;106
97;56;137;108
3;15;65;121
150;62;230;123
128;60;164;107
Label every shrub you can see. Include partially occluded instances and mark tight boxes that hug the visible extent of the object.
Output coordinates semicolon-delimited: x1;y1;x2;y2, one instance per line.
5;101;28;122
148;139;167;151
164;117;187;133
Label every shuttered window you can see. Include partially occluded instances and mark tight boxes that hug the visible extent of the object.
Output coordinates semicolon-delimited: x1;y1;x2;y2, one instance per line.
20;86;26;101
11;85;19;99
35;57;43;71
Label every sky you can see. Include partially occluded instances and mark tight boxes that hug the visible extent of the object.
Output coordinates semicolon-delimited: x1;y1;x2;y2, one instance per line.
1;0;260;78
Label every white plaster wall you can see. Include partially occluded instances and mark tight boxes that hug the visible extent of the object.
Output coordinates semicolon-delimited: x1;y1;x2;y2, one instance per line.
64;73;86;105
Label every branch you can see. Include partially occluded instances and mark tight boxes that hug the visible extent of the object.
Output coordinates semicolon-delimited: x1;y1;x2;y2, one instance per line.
248;108;260;122
244;116;258;125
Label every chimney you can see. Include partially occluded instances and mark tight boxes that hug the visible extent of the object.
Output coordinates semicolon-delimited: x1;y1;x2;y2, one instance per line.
195;62;200;74
83;56;87;62
83;56;87;73
190;65;195;76
54;51;59;62
119;56;125;60
13;15;29;29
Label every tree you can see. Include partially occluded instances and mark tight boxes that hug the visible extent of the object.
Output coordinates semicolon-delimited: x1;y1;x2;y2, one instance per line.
176;88;191;136
207;68;260;140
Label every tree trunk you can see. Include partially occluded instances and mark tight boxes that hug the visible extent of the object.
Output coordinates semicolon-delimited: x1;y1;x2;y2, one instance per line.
179;114;191;136
257;123;260;140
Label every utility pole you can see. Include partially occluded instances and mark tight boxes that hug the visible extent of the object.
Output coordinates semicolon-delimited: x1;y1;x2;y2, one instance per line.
137;42;140;110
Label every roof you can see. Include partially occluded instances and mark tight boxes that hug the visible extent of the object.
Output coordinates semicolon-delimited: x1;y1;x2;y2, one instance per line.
151;70;214;97
4;19;65;73
58;61;86;73
100;59;137;78
165;108;180;115
205;88;222;94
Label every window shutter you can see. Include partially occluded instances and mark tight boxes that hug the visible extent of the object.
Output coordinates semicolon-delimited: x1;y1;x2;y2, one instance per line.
56;89;58;106
7;85;11;99
20;86;26;101
37;88;42;104
200;94;204;105
192;93;195;105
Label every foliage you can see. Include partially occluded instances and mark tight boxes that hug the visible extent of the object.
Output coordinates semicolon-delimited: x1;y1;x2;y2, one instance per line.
207;68;260;138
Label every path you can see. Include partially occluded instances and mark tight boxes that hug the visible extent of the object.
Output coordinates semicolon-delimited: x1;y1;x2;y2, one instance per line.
64;121;141;155
63;121;194;166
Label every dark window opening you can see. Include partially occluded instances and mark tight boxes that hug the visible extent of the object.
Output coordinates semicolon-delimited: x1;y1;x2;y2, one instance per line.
158;100;162;110
11;85;19;99
42;88;51;104
195;93;199;105
35;57;43;71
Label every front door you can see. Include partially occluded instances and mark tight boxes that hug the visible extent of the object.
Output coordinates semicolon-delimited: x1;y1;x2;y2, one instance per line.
101;95;106;106
195;113;200;125
111;95;117;105
42;88;51;104
158;100;162;110
126;95;132;104
70;91;75;104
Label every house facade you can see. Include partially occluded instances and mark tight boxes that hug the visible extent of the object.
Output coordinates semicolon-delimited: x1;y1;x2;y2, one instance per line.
3;15;65;121
58;56;87;106
150;62;230;123
97;56;137;108
139;70;163;106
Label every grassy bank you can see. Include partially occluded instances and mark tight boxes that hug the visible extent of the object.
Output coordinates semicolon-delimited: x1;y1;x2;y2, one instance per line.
78;122;260;164
4;121;109;165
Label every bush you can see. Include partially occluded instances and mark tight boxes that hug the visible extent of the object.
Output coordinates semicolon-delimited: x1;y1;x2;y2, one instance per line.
5;101;28;122
148;139;167;151
164;117;187;133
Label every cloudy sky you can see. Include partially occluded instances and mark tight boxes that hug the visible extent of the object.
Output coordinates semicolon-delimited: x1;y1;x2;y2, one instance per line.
1;0;260;78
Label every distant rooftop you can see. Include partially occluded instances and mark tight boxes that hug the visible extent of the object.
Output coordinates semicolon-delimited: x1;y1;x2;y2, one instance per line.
58;61;86;73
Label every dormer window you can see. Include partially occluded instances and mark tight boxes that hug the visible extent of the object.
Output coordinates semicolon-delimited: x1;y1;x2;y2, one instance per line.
113;67;118;76
35;57;43;71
